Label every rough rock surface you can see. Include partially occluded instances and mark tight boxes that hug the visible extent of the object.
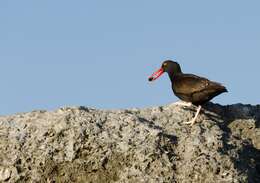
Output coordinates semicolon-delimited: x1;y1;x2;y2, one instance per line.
0;103;260;183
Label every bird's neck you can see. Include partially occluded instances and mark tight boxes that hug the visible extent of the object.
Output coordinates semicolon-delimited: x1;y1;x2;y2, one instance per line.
167;70;182;83
168;72;175;83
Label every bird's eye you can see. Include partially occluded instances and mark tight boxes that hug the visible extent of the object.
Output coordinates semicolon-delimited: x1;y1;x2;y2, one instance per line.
163;63;167;67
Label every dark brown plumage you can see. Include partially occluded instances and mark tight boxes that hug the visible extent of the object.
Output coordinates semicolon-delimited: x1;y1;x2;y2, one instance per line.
148;60;227;125
171;74;227;105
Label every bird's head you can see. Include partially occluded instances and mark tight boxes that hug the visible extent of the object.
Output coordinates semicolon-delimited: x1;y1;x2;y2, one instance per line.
148;60;182;82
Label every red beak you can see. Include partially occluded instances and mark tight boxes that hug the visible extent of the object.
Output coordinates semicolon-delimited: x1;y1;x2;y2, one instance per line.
148;68;164;82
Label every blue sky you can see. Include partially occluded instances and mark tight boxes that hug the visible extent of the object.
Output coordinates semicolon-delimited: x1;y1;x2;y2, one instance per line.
0;0;260;115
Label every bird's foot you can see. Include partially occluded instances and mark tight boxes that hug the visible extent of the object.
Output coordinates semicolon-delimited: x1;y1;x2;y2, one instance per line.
183;118;197;126
173;101;192;107
183;105;202;126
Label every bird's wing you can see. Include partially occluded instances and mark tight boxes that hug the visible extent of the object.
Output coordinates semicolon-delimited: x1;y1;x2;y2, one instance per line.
173;74;222;95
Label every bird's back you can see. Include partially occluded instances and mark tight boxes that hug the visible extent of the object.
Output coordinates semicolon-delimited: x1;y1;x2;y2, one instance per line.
172;74;227;105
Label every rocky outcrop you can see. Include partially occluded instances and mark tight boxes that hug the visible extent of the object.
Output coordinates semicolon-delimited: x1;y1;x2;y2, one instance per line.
0;103;259;183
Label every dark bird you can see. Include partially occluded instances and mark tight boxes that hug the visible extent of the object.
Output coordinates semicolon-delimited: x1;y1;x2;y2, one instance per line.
148;60;227;125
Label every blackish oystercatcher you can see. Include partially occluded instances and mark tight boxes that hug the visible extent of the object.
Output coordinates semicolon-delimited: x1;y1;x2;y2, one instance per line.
148;60;227;126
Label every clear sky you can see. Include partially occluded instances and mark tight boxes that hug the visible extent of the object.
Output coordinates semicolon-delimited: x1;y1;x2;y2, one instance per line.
0;0;260;115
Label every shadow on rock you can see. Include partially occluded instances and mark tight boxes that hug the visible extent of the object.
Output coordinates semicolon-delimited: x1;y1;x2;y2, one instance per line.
204;102;260;182
204;103;260;128
234;142;260;183
137;116;163;131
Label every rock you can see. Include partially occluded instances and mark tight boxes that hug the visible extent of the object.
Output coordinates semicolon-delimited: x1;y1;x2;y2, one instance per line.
0;167;11;181
0;103;259;183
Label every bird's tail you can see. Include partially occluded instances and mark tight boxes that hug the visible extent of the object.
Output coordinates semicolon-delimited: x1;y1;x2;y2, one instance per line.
209;81;228;94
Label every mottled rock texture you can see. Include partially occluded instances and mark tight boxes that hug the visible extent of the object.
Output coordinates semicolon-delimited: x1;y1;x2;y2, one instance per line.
0;103;259;183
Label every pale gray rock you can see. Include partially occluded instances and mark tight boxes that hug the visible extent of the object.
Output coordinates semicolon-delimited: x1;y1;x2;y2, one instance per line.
0;103;259;183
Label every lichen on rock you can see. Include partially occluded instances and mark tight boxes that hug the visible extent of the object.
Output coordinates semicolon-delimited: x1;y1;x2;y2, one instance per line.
0;103;259;182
